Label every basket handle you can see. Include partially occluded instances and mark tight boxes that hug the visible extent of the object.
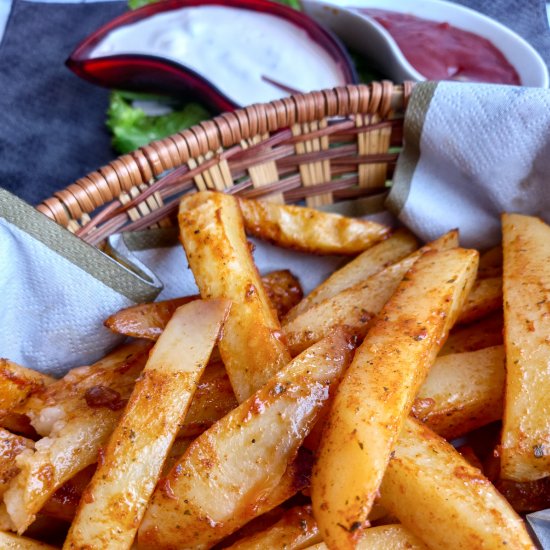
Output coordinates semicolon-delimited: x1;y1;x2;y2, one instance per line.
37;82;413;226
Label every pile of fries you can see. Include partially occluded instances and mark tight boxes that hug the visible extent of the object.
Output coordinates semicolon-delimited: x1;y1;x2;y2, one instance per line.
0;191;548;549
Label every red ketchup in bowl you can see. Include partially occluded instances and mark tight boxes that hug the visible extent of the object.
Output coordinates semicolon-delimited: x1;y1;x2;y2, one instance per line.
358;8;520;84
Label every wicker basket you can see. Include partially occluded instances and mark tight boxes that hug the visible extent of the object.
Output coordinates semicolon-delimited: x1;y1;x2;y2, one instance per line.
37;82;413;246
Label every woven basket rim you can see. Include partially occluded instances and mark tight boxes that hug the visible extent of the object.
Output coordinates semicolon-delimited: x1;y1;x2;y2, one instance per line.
37;82;413;242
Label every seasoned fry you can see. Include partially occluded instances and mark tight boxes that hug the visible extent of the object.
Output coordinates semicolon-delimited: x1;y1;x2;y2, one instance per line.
4;341;152;533
304;524;428;550
439;311;503;355
501;213;550;481
0;429;33;498
177;361;238;438
179;191;291;401
478;245;503;276
456;276;502;325
138;328;355;549
412;346;505;439
238;196;390;255
312;248;478;549
283;230;459;355
495;476;550;513
64;299;229;550
284;229;418;321
104;269;303;340
226;505;321;550
378;418;535;550
0;531;58;550
0;359;54;413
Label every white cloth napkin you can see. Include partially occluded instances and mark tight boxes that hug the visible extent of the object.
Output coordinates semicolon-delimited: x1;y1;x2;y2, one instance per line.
387;81;550;250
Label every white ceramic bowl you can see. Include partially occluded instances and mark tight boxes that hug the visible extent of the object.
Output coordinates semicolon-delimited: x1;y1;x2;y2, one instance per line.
302;0;549;87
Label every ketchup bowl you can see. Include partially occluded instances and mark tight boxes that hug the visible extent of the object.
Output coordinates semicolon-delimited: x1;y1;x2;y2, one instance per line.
303;0;548;87
67;0;358;112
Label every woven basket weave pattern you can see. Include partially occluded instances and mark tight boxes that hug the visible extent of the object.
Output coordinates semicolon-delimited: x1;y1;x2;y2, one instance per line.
37;82;412;245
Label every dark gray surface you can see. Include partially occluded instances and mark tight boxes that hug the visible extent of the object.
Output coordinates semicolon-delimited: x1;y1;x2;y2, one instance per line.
0;0;548;205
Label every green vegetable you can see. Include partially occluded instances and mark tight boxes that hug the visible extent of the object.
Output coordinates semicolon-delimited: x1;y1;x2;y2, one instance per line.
128;0;158;9
107;92;210;154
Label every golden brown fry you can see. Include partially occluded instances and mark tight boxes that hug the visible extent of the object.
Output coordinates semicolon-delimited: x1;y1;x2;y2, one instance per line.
238;196;390;255
4;340;152;533
0;359;54;413
0;429;33;498
439;311;503;355
283;230;459;355
179;191;291;402
495;476;550;513
284;229;418;321
478;244;503;275
456;276;502;325
501;213;550;481
312;247;478;549
177;361;237;438
226;506;321;550
40;465;95;523
103;270;303;340
0;531;58;550
138;328;355;550
64;299;229;550
305;524;428;550
412;346;505;439
378;418;535;550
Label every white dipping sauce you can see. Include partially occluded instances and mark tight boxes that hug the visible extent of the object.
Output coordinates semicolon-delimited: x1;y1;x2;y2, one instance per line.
90;6;347;106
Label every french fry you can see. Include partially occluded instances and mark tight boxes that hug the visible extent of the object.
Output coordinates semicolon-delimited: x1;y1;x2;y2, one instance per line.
456;276;502;325
500;213;550;481
0;531;58;550
64;299;229;550
138;327;355;549
103;269;303;340
226;505;321;550
412;345;505;439
284;229;418;321
478;245;503;277
495;476;550;513
0;359;54;413
378;417;535;550
237;197;390;255
179;191;291;402
177;361;237;438
312;247;478;549
0;429;33;498
283;230;459;355
4;341;152;533
439;311;503;355
304;524;428;550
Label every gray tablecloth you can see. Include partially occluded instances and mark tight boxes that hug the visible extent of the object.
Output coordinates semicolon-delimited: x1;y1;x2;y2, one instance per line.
0;0;549;205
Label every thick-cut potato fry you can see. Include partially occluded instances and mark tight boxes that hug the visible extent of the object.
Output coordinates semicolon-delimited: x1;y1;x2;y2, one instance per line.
0;429;33;498
439;311;503;355
104;269;303;340
0;359;54;413
456;276;502;325
237;197;390;255
495;476;550;513
40;465;95;523
378;417;535;550
4;341;152;533
179;191;291;401
0;531;58;549
138;328;355;549
64;300;229;550
501;213;550;481
284;229;418;321
226;506;321;550
177;361;238;438
478;245;503;275
412;346;505;439
312;247;478;549
283;230;459;355
304;525;428;550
